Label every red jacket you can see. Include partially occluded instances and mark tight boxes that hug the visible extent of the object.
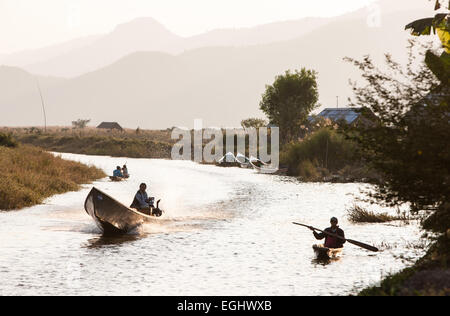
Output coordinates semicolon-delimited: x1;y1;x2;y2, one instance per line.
313;227;346;249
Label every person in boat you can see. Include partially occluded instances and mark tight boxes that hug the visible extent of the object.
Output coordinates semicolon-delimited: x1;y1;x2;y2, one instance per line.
130;183;154;214
122;165;129;178
311;217;346;249
113;166;123;178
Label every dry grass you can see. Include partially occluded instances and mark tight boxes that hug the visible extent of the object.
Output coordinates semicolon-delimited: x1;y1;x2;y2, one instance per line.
0;144;106;210
1;127;175;159
347;205;409;223
0;132;18;148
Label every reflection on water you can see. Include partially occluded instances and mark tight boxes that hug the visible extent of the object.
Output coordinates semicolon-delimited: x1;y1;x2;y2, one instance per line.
85;235;143;249
311;257;342;266
0;153;427;296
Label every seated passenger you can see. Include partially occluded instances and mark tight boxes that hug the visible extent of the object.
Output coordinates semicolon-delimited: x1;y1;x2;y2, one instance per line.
311;217;346;249
122;165;129;178
113;166;123;178
130;183;154;214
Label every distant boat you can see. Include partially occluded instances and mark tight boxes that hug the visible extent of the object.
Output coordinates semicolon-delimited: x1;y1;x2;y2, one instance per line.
248;156;288;175
235;153;252;168
109;176;125;182
249;156;274;173
84;187;163;235
217;152;240;168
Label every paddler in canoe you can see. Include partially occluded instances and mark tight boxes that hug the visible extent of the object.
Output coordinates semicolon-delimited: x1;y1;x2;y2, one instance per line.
310;217;346;249
130;183;162;217
308;217;345;260
293;221;379;255
113;166;123;178
110;166;125;181
122;165;130;179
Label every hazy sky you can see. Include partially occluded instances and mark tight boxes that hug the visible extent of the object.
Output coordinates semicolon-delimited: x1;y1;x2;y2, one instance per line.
0;0;383;54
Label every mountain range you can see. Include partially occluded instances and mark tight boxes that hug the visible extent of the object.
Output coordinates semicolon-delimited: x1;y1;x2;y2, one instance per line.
0;0;431;129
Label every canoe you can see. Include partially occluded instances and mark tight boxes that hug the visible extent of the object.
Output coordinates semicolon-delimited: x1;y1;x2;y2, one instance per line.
313;244;343;260
250;162;288;175
84;187;163;235
216;162;241;168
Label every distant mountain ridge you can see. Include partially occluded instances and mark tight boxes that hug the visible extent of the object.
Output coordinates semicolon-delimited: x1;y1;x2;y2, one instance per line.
13;16;334;78
0;35;101;69
0;7;429;129
0;0;430;78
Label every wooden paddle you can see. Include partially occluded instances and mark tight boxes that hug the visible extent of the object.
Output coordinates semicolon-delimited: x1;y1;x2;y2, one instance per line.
293;222;379;252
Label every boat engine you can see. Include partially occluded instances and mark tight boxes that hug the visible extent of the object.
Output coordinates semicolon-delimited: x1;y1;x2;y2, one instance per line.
151;199;163;217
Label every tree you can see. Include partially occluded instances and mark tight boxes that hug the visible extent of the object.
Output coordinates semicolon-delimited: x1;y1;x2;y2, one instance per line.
0;133;17;148
405;0;449;87
240;118;268;130
345;40;449;234
260;69;319;144
72;119;91;129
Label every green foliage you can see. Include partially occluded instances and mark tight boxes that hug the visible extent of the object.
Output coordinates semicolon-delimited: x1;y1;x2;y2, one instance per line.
405;14;448;36
359;234;450;296
281;128;361;180
425;50;450;83
358;1;450;296
404;0;449;91
0;145;105;210
422;202;450;232
260;69;319;144
405;1;448;36
15;133;173;159
296;159;321;181
345;42;449;231
0;133;17;148
347;205;408;223
71;119;91;129
282;128;358;171
240;118;268;129
358;267;417;296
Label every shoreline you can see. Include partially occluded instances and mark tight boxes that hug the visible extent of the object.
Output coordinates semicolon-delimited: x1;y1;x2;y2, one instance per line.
0;144;106;211
358;234;450;296
1;149;442;296
4;127;379;184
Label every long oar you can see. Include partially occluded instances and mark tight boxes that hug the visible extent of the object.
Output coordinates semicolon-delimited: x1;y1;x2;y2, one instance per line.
293;222;379;252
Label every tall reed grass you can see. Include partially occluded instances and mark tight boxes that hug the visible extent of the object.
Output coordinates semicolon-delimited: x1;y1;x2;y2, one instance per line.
0;145;105;210
347;205;409;223
281;128;361;180
0;132;17;148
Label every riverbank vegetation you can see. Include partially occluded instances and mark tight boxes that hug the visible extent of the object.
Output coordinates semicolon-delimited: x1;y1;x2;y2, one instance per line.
349;1;449;296
258;1;449;295
359;229;450;296
280;128;379;182
347;205;409;224
2;127;175;159
0;132;17;148
0;139;106;210
260;69;319;144
258;67;379;182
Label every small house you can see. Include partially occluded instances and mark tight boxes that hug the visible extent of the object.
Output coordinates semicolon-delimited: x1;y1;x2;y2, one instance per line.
311;108;376;127
97;122;123;131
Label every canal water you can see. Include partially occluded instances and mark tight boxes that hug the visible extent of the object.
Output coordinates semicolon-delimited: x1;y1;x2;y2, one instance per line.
0;153;426;295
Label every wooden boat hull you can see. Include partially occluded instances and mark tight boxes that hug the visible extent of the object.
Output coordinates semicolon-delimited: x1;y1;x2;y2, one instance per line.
216;162;241;168
313;244;343;260
84;187;158;235
250;162;287;175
